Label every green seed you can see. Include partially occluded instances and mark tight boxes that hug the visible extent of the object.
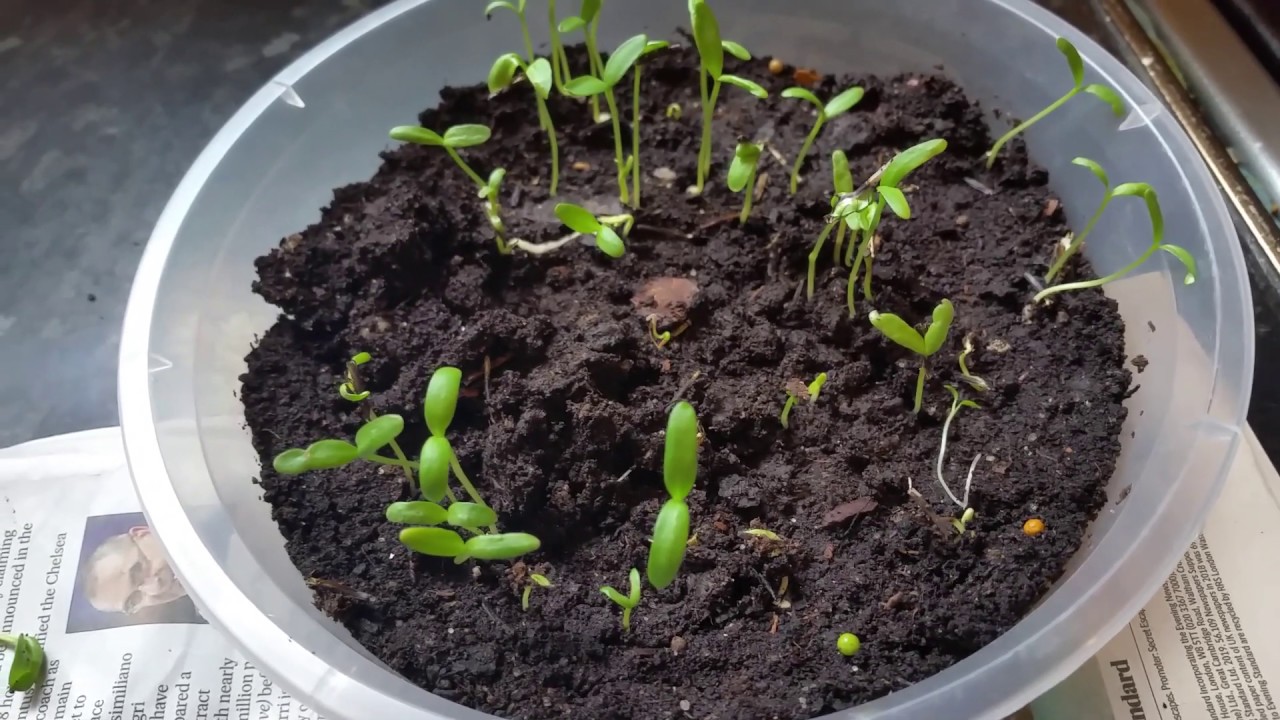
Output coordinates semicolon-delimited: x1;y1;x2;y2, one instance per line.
837;632;861;657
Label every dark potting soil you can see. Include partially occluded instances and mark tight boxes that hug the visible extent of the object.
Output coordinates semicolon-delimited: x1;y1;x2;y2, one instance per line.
241;45;1130;719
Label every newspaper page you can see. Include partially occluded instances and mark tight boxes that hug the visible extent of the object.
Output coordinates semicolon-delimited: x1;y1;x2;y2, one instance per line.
2;426;1278;720
0;428;323;720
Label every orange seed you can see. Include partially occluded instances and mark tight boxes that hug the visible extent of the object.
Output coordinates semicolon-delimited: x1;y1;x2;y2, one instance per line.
768;58;784;75
1023;518;1046;537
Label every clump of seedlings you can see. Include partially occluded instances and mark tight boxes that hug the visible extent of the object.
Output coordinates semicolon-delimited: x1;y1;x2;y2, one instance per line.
936;384;981;533
0;633;44;692
780;372;828;429
489;53;560;194
1034;182;1195;303
806;150;856;298
689;0;768;194
388;124;510;253
647;401;700;589
601;567;642;632
868;298;954;413
564;34;649;205
986;37;1125;168
781;85;865;193
554;202;634;258
727;140;764;224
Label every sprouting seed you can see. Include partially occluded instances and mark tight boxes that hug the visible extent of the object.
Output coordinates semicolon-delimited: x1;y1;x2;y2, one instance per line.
779;372;827;429
868;298;954;414
1033;183;1194;303
986;37;1125;168
957;334;990;392
936;385;981;526
522;572;553;611
781;85;865;193
554;202;634;258
601;567;643;632
742;528;782;541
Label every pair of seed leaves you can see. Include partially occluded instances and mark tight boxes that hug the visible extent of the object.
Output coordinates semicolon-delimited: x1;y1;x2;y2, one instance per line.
869;298;954;359
689;0;767;99
272;414;405;475
554;204;626;258
647;401;699;590
387;501;541;562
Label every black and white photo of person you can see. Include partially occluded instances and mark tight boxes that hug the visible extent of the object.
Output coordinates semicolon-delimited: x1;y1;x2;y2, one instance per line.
66;512;204;632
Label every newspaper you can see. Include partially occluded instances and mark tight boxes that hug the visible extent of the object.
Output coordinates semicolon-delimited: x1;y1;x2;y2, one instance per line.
0;426;1276;720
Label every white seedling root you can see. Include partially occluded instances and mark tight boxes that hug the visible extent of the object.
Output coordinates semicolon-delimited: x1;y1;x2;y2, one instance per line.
509;233;580;255
935;403;983;511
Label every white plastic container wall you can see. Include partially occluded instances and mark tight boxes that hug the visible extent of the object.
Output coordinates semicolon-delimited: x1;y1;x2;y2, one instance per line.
118;0;1253;718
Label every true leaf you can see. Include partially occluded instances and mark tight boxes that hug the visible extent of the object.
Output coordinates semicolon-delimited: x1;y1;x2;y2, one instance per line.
721;40;750;61
424;366;463;435
604;34;648;87
880;138;948;188
564;75;609;97
558;15;585;32
832;150;852;194
728;143;761;192
878;186;911;219
526;57;553;99
782;86;823;112
1160;244;1198;285
595;226;626;258
1112;182;1164;243
1057;36;1084;88
304;439;359;470
463;532;542;560
419;436;452;502
824;86;865;117
272;448;309;475
354;414;404;458
487;53;521;94
868;311;926;355
385;501;448;526
389;125;444;146
646;498;690;589
554;203;602;234
1083;83;1126;117
399;527;465;557
691;0;724;79
663;401;699;500
719;74;768;99
923;299;955;356
447;501;499;530
442;124;492;148
1072;156;1110;188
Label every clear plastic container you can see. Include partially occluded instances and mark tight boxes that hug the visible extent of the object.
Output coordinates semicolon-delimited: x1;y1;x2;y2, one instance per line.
117;0;1254;718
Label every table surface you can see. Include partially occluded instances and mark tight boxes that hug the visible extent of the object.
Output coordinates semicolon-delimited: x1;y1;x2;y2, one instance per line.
3;0;1276;456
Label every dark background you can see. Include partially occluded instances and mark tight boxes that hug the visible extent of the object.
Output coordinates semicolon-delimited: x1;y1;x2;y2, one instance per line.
0;1;1269;452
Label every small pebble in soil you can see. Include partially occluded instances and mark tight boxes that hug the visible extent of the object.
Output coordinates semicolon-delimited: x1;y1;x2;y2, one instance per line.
670;635;688;655
1023;518;1046;536
679;700;691;712
768;58;783;75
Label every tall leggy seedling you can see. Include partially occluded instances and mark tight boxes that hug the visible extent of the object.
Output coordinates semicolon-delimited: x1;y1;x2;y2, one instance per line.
629;40;671;207
727;141;763;224
986;37;1125;168
1034;183;1195;303
782;85;865;193
389;124;509;254
559;0;606;122
489;54;560;194
690;0;768;195
647;401;699;589
868;298;954;414
564;34;649;206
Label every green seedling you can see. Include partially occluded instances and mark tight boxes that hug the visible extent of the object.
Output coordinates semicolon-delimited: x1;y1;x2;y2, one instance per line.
522;572;553;611
399;527;541;563
629;40;671;207
0;633;44;692
806;150;858;298
1033;183;1195;303
1042;158;1113;283
690;0;768;194
553;202;634;258
600;568;643;632
273;414;407;475
389;124;509;254
648;314;690;349
986;37;1125;168
782;85;865;194
421;367;494;518
564;34;649;205
868;298;954;414
951;507;976;535
839;139;948;315
485;0;537;62
957;334;990;392
727;141;763;224
489;54;560;194
558;0;606;122
336;351;418;488
478;168;512;241
547;0;571;92
936;385;981;526
779;372;828;429
665;103;682;120
647;401;699;589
